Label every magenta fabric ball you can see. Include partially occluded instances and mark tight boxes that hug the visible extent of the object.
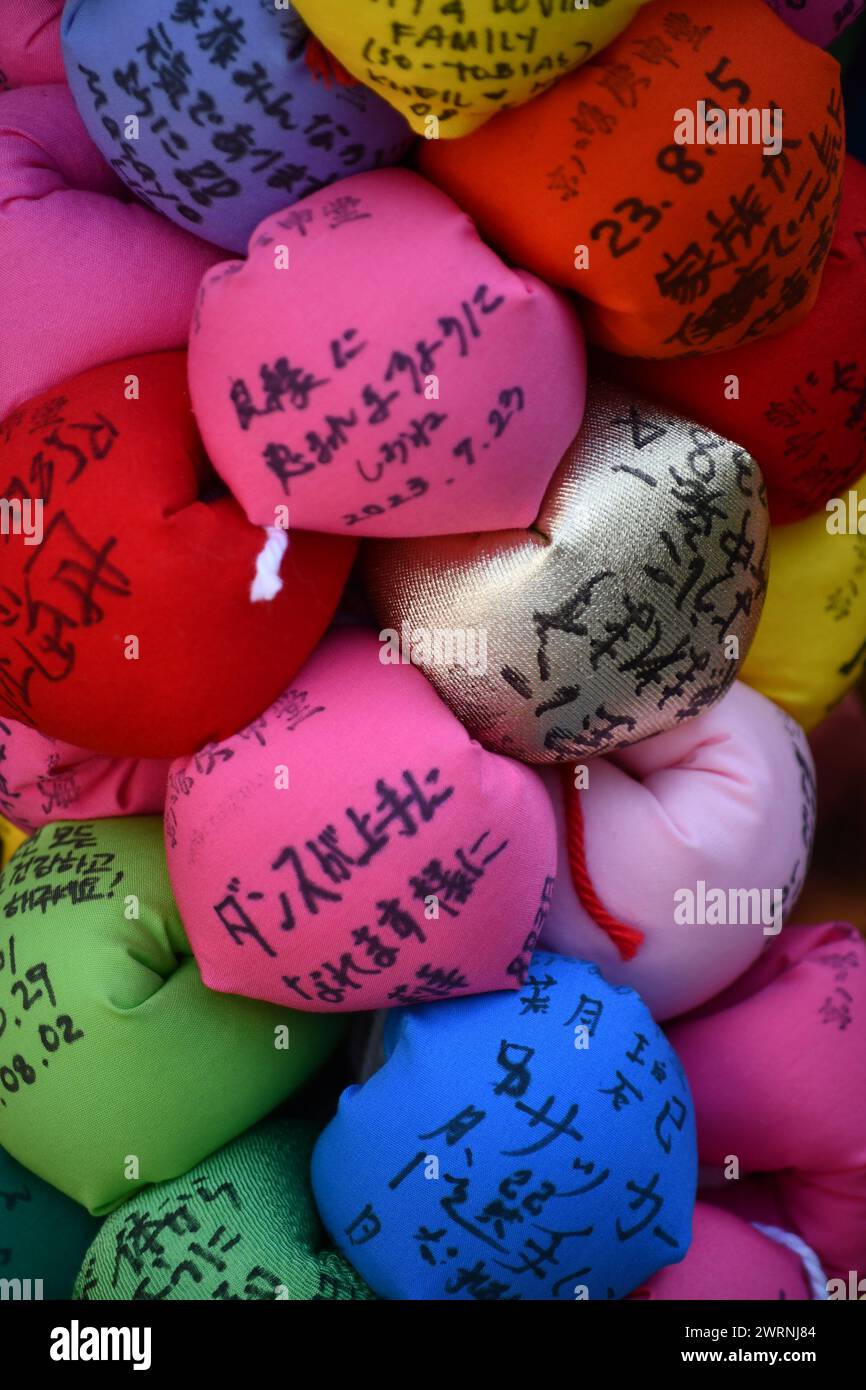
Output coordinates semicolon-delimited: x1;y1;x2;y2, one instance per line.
165;626;557;1012
0;84;220;419
0;716;169;833
187;168;587;537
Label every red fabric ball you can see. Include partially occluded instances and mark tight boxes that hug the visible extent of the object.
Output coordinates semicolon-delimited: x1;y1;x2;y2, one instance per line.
0;352;355;756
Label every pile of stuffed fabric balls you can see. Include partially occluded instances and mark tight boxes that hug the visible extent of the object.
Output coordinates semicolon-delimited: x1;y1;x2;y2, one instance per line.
2;0;866;1303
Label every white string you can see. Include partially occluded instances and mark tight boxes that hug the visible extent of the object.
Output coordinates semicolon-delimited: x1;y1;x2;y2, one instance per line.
752;1223;828;1300
250;526;288;602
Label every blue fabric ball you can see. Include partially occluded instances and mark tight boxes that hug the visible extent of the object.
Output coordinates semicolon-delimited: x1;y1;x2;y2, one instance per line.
312;952;697;1300
61;0;413;251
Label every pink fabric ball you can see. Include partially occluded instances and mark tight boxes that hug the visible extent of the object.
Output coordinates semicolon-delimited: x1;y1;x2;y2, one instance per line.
541;683;816;1020
165;626;557;1011
0;84;220;418
668;921;866;1279
0;2;64;89
0;716;169;833
187;168;587;538
631;1203;813;1301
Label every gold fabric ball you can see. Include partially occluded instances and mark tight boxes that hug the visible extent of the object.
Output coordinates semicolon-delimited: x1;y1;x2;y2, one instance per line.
365;380;769;763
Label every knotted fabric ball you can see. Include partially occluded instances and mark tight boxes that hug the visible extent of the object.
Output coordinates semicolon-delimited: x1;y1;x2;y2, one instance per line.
0;716;169;833
74;1119;375;1300
165;626;557;1012
0;84;220;420
541;683;815;1020
629;1202;817;1300
364;379;769;763
0;816;344;1214
61;0;413;252
0;1144;99;1301
0;351;355;757
668;921;866;1279
311;949;697;1300
740;469;866;730
417;0;844;357
0;2;64;89
290;0;654;138
597;156;866;524
187;168;587;538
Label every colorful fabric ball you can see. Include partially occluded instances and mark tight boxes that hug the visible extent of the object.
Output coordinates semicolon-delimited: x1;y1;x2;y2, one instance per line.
0;817;344;1214
541;683;815;1020
187;167;587;537
597;156;866;525
0;1143;99;1301
0;84;220;420
740;470;866;731
0;717;169;832
291;0;653;138
764;0;865;47
630;1202;817;1300
312;950;697;1300
364;379;769;762
0;2;64;90
61;0;413;253
165;626;556;1012
668;921;866;1278
74;1119;374;1300
0;817;29;869
417;0;844;357
0;352;355;757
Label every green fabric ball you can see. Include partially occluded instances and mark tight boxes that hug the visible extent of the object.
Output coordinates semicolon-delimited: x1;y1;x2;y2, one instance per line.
0;818;344;1216
74;1119;375;1300
1;1144;99;1299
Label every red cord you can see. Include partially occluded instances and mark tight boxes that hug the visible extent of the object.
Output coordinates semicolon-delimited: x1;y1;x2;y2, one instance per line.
304;36;356;87
561;766;645;963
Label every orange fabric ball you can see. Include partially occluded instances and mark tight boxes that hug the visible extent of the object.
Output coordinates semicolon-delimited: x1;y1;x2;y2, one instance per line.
418;0;844;357
596;156;866;523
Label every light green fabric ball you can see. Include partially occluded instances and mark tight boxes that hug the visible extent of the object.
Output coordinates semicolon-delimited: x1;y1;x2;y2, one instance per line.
0;818;344;1215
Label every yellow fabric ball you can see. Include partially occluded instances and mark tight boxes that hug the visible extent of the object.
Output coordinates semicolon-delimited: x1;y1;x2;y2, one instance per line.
741;476;866;731
292;0;653;137
0;816;28;867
